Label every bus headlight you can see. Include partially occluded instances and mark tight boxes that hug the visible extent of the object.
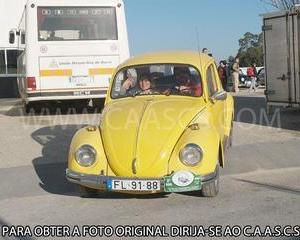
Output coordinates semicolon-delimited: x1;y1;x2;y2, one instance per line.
75;145;97;167
179;144;203;166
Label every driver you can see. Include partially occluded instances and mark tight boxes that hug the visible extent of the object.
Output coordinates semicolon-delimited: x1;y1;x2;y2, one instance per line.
173;67;202;96
164;67;194;95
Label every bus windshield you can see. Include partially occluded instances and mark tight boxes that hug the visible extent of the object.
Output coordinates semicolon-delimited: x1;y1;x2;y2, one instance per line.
37;7;118;41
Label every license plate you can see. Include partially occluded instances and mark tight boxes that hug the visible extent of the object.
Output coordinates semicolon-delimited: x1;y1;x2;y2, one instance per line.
73;91;91;96
107;179;161;192
70;76;94;84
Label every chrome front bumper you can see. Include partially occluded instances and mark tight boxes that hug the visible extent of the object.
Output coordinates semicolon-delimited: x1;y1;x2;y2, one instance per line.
66;169;218;192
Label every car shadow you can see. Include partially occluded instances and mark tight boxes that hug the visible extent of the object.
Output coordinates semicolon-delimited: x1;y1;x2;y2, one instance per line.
234;178;300;196
233;95;300;131
31;125;83;196
93;192;170;199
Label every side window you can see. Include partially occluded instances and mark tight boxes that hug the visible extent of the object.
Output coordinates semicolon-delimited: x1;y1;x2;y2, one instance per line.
212;63;223;90
0;50;5;74
7;50;21;74
206;65;218;97
21;32;26;44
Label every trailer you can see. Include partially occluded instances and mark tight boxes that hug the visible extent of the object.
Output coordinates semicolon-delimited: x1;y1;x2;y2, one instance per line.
262;7;300;111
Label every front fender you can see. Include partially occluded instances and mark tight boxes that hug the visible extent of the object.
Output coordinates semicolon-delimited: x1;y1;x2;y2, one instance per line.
168;125;220;176
68;126;109;176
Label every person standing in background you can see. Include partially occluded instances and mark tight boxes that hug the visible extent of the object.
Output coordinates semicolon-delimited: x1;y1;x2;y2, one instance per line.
231;57;240;93
218;61;228;91
202;48;209;55
248;63;258;92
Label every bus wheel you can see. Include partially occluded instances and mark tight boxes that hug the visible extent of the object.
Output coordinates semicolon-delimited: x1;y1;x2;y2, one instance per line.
93;99;105;111
23;102;40;114
23;102;33;114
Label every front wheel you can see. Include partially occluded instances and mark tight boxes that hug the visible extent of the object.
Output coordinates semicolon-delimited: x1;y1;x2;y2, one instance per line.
78;185;98;198
201;165;219;197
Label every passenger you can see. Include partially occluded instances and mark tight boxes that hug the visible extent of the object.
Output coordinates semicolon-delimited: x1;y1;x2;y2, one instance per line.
202;48;209;55
122;73;154;96
138;74;154;95
121;68;138;95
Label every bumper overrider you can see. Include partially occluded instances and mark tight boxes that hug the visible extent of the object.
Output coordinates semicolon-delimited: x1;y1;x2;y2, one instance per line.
66;168;218;193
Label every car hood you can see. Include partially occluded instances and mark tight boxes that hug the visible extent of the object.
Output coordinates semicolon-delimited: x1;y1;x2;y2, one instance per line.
100;96;206;177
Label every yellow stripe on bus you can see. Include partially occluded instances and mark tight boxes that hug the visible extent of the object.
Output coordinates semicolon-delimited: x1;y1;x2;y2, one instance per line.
89;68;115;76
40;69;73;77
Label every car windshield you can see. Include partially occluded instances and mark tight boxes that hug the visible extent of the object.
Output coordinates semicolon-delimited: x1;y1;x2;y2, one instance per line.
258;68;264;76
111;64;202;99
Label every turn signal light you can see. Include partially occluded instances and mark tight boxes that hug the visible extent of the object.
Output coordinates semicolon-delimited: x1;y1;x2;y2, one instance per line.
27;77;36;90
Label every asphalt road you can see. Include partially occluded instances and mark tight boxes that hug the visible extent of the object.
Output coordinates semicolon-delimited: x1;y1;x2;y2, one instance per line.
0;91;299;240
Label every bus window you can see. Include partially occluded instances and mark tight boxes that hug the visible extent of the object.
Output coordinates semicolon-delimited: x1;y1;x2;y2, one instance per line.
0;50;5;74
37;7;118;41
21;32;26;44
7;50;22;74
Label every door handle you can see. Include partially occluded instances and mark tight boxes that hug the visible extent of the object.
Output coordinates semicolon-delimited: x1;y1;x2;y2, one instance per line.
277;74;286;81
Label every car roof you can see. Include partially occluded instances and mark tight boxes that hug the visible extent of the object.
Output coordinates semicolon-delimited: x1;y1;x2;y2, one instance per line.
118;51;214;70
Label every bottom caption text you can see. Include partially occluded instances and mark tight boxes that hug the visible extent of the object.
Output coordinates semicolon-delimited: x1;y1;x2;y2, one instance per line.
1;225;299;238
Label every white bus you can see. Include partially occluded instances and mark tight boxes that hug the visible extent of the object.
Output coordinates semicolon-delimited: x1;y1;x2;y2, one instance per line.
11;0;130;111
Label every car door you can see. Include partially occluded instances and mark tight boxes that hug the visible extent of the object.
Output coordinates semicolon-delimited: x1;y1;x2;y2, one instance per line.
206;63;226;139
263;15;294;103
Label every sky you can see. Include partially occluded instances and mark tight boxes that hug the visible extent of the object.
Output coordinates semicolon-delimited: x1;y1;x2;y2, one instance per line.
123;0;276;61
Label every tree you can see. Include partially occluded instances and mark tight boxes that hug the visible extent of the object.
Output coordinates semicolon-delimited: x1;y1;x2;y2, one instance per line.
261;0;300;10
238;32;259;53
237;32;264;67
239;47;264;67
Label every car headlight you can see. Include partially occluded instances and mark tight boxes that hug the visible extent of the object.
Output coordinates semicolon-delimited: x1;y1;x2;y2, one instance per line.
179;144;203;166
75;145;97;167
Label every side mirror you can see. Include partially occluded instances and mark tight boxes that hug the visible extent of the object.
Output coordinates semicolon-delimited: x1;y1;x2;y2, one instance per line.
211;91;227;102
9;31;15;44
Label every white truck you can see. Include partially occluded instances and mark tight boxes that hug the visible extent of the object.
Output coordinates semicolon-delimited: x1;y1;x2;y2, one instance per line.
11;0;130;111
263;7;300;110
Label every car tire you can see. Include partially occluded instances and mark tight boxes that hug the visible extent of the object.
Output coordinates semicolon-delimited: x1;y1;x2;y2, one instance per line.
78;185;98;198
200;165;219;197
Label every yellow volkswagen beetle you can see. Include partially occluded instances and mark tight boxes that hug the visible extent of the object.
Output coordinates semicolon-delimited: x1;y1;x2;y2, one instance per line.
66;51;234;198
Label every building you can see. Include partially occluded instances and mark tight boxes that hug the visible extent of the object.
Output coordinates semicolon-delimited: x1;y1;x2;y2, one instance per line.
0;0;27;97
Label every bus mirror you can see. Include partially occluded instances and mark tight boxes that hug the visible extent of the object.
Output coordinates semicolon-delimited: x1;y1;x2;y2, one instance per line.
9;31;15;44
